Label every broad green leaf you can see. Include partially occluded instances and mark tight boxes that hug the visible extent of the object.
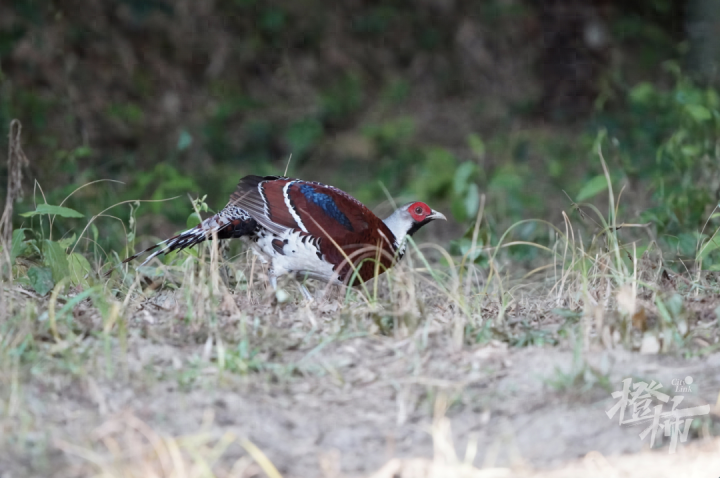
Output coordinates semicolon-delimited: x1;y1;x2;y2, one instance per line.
453;161;476;195
10;228;29;264
177;130;193;151
489;166;522;190
680;144;701;157
187;212;202;228
677;233;696;257
57;234;77;250
467;133;486;159
20;204;84;218
451;196;467;222
464;183;480;219
577;175;609;202
28;266;54;296
686;104;711;122
455;237;483;262
708;89;720;109
697;236;720;261
666;293;683;317
628;82;654;104
43;239;70;282
68;253;92;286
453;161;476;194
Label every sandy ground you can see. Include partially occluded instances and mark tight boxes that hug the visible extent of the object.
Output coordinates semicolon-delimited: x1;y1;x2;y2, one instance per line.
3;311;719;478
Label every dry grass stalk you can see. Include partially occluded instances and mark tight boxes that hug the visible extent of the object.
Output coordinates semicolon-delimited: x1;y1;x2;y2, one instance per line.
0;120;29;282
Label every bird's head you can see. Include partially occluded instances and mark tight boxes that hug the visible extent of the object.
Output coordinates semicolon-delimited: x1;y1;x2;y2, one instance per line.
383;201;446;243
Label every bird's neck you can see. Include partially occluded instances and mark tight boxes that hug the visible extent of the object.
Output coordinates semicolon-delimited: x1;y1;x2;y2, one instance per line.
382;209;412;250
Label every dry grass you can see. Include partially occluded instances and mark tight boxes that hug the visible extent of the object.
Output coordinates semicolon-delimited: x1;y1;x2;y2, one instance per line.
3;163;720;477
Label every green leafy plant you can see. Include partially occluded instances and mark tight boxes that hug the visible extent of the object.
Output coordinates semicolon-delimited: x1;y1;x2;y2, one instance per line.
598;64;720;243
129;163;199;215
13;202;93;294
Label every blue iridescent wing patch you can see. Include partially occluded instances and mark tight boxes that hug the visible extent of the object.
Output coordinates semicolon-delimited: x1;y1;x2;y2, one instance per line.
299;184;354;231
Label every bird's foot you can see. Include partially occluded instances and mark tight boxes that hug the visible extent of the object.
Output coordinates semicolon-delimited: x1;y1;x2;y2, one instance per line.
298;283;314;302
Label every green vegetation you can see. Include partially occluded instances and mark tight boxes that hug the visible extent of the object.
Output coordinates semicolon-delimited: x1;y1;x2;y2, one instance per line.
3;0;720;475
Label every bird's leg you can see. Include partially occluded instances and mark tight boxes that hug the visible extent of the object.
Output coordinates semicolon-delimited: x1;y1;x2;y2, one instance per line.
298;282;313;302
269;269;278;291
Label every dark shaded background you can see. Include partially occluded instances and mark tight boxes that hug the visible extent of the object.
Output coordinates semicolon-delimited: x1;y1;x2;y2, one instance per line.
1;0;719;253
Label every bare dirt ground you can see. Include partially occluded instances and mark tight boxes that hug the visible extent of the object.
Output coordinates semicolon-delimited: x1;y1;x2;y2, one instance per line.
3;263;720;478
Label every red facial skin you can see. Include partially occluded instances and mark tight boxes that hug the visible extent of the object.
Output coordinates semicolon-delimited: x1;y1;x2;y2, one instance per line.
408;202;432;222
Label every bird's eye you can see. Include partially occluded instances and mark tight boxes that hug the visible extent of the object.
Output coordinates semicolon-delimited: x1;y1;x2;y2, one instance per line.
415;207;423;215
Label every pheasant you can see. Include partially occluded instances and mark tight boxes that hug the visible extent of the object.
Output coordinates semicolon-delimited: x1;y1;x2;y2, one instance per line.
124;175;446;298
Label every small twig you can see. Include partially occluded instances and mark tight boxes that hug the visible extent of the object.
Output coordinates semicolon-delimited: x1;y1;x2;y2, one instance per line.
0;120;30;282
283;153;293;177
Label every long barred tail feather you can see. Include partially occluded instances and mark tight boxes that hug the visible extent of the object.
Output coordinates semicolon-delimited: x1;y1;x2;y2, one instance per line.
122;226;206;267
123;205;257;267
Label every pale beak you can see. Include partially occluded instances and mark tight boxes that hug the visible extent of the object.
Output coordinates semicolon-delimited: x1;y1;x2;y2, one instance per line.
428;210;447;221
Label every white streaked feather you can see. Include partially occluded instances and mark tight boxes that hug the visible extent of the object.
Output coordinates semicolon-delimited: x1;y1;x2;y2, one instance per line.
227;179;290;235
283;180;308;233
